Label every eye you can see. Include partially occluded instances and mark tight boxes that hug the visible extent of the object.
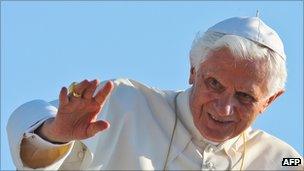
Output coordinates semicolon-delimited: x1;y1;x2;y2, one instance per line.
206;77;224;91
235;92;256;104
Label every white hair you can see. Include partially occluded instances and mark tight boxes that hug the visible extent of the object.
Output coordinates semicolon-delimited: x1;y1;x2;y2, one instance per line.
189;31;287;97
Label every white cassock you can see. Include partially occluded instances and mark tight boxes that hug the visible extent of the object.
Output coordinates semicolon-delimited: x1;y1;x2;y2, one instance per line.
7;79;303;170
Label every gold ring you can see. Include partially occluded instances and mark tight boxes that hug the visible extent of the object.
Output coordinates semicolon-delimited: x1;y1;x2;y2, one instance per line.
68;82;82;98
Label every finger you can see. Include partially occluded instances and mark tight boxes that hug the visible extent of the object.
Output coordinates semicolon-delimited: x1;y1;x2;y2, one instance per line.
73;79;90;96
94;81;114;105
85;105;102;121
83;79;99;99
86;120;110;137
59;87;69;107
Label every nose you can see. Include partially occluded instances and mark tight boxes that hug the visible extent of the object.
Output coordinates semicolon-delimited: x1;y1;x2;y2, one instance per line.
214;94;235;116
224;105;232;116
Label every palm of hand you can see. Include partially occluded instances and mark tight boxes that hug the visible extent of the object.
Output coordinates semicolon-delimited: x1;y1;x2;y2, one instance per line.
51;80;113;142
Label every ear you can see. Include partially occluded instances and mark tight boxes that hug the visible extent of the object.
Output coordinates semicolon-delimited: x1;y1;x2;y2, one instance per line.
189;67;196;85
260;89;285;113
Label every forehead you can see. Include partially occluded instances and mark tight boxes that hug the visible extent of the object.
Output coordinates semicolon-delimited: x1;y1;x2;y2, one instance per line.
199;48;269;95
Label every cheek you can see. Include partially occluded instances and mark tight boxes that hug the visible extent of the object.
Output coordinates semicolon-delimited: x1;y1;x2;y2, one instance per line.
192;84;218;105
237;107;252;119
237;105;260;127
244;103;262;117
190;91;218;121
190;85;217;119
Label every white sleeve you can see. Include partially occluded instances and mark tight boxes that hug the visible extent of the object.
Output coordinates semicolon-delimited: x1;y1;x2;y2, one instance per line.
6;100;75;170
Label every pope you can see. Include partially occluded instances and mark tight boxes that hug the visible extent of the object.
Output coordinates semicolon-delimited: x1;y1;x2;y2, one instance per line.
7;16;303;170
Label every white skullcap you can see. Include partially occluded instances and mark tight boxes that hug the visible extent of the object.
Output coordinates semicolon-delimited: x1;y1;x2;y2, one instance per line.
207;17;286;60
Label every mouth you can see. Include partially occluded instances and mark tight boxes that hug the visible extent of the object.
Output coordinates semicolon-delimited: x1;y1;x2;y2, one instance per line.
207;112;235;125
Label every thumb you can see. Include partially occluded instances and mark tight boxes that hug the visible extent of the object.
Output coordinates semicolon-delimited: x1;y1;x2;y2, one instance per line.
86;120;110;137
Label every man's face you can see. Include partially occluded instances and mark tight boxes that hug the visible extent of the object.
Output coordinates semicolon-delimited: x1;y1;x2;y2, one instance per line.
189;47;281;142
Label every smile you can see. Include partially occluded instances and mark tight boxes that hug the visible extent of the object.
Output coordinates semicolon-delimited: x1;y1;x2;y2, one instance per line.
208;113;234;124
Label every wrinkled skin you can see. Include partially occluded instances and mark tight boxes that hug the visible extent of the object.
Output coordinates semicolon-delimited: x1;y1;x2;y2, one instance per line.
35;80;114;143
189;47;284;142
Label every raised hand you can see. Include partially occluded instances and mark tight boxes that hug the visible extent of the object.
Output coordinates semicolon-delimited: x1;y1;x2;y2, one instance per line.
35;79;114;143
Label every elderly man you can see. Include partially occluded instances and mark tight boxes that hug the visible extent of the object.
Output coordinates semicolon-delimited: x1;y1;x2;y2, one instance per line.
7;16;303;170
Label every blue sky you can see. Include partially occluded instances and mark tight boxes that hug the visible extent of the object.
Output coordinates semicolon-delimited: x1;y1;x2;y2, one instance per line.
1;1;303;170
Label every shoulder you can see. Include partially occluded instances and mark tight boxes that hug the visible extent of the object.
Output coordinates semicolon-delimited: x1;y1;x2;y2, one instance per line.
246;129;303;169
102;78;178;102
248;129;301;158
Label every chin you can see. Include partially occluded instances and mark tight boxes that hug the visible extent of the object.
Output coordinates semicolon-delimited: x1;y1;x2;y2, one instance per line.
201;128;231;142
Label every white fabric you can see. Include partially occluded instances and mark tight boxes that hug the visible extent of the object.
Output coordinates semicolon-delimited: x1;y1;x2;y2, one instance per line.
7;78;303;170
6;100;75;170
207;17;286;60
